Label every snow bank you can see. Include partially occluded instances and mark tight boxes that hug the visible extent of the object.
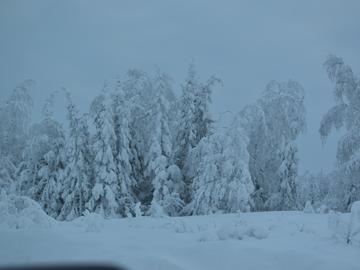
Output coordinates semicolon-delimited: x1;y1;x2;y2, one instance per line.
0;193;55;229
71;211;105;233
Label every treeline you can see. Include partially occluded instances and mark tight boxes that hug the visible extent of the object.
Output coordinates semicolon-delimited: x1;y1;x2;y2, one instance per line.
0;55;358;220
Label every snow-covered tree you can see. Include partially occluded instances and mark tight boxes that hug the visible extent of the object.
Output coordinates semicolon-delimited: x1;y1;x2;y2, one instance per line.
18;93;66;218
0;156;17;195
174;66;195;169
320;55;360;210
189;123;253;215
175;64;220;204
268;142;298;210
237;104;268;211
239;80;306;211
121;70;153;207
0;80;34;165
37;141;66;218
87;94;120;217
111;84;138;217
296;171;332;210
193;73;220;144
58;91;93;220
146;73;184;216
0;81;34;194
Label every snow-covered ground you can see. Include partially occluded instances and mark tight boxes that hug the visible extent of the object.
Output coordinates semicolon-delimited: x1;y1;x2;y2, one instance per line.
1;210;359;270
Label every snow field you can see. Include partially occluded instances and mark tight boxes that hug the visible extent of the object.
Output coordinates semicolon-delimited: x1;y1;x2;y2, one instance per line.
1;209;359;270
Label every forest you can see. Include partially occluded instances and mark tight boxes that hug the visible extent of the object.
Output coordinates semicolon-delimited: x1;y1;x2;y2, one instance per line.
0;54;359;221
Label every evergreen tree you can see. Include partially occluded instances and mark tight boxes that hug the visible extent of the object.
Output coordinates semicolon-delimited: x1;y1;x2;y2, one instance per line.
175;64;198;172
146;73;184;216
59;91;93;220
175;64;219;204
121;70;153;207
111;84;137;217
19;93;66;218
87;94;119;217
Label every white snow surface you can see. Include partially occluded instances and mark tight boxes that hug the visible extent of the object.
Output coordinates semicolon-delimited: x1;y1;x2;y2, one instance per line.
0;211;359;270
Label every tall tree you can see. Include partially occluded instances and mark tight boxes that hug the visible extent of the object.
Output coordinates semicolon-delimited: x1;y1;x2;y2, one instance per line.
0;80;34;165
0;81;34;194
111;84;138;217
239;80;306;211
175;64;219;204
237;104;268;211
174;65;197;173
87;94;119;217
121;70;153;207
146;73;184;216
320;55;360;210
18;92;66;218
58;91;93;220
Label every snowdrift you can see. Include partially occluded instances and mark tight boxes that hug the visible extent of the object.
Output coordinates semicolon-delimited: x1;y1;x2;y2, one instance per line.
0;193;56;229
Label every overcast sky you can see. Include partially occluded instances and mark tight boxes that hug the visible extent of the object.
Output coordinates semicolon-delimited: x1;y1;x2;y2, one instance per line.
1;0;360;173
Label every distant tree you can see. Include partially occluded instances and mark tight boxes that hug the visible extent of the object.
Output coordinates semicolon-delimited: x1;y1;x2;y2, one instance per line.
0;80;34;164
0;81;34;194
296;171;331;210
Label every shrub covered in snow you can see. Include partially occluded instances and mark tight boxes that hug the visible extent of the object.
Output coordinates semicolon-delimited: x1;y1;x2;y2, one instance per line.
217;225;243;240
0;193;55;229
71;210;105;233
317;204;329;214
82;212;105;233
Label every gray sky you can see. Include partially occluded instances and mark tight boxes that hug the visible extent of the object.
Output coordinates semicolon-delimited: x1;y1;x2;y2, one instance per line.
1;0;360;173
